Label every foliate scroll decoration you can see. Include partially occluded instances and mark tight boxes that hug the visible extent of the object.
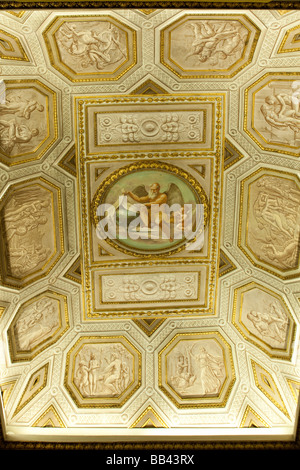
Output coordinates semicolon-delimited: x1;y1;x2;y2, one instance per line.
238;168;300;279
7;291;69;363
97;110;204;146
64;336;142;408
158;331;235;408
100;272;200;303
0;178;64;289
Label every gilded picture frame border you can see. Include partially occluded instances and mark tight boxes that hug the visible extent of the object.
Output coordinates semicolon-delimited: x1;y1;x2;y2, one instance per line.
0;0;299;453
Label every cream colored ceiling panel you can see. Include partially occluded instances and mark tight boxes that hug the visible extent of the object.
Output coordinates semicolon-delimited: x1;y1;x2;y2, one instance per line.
0;8;299;446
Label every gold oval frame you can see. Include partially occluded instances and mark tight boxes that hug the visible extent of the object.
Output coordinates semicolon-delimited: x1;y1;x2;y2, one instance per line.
91;161;210;257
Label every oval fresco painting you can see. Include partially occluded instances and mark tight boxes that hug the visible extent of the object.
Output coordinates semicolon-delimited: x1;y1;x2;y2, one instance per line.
92;162;209;256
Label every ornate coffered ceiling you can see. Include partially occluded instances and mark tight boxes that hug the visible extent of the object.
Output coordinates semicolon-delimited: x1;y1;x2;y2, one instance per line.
0;7;299;447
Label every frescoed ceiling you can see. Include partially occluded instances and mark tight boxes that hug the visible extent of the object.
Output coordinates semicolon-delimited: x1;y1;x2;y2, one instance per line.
0;8;300;445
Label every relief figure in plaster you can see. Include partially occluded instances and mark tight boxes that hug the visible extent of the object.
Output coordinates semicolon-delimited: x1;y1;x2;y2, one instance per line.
185;20;247;67
257;81;300;146
74;344;132;398
170;354;196;390
56;21;126;72
168;341;224;397
260;94;300;132
0;89;47;157
250;176;300;269
2;187;53;277
0;95;44;119
14;298;59;351
190;345;224;395
0;119;39;155
247;300;289;345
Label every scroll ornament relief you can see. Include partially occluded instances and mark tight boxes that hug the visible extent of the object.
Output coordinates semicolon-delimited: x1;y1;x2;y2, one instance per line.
55;21;128;74
247;175;300;271
74;342;134;398
101;273;198;302
97;111;203;145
